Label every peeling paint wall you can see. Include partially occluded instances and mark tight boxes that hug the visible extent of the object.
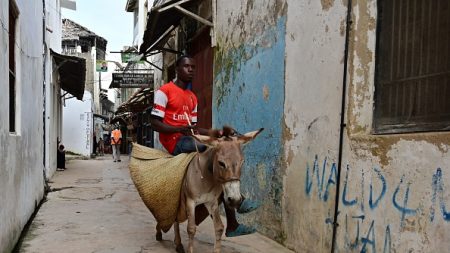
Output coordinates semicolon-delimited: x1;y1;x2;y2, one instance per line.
336;1;450;252
0;1;46;251
213;0;287;240
282;0;450;252
283;0;347;252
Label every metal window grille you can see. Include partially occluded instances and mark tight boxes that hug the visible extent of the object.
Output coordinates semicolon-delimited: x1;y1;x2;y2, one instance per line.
374;0;450;133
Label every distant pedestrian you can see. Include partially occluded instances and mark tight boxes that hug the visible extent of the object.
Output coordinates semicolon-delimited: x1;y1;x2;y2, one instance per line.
57;144;66;171
98;138;105;156
93;134;98;155
111;126;122;162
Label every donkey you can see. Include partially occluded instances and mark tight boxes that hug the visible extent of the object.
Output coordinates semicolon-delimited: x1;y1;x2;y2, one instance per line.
156;126;263;253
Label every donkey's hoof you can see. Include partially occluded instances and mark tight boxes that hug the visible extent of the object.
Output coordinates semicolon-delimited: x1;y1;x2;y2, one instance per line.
175;244;185;253
156;232;163;241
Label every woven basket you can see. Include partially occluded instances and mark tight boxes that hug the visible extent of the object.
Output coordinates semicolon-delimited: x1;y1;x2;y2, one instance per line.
129;143;196;232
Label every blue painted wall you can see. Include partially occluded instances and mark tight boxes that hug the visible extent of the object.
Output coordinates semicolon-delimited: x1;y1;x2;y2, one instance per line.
213;16;286;235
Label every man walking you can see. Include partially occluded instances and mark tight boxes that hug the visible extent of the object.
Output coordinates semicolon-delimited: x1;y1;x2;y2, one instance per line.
111;126;122;162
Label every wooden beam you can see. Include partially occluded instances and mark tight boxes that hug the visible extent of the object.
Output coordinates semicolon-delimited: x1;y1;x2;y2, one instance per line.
174;5;213;27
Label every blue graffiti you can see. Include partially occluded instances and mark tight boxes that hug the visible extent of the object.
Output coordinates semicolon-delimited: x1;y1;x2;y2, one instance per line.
344;214;365;249
344;215;391;253
342;165;358;206
383;225;391;253
431;168;450;222
392;176;417;227
324;163;337;201
320;156;327;199
306;155;337;202
305;155;320;196
369;167;387;210
360;220;376;253
360;167;365;213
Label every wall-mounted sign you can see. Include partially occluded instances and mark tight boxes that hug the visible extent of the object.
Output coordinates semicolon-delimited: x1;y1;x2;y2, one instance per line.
121;52;145;64
96;60;108;72
110;73;154;88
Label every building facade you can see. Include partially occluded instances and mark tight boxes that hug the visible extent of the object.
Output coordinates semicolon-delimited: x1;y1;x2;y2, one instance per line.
0;0;84;251
61;19;107;156
140;0;450;252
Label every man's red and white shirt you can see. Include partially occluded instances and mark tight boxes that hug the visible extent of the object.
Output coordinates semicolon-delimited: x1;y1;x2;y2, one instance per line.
151;81;198;153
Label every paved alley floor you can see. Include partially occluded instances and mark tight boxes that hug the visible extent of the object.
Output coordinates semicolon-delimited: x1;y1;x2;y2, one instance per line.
17;155;293;253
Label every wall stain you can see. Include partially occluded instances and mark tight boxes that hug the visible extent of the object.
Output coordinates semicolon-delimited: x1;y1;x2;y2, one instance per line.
347;0;374;135
263;85;270;101
321;0;335;11
350;133;450;167
340;19;346;37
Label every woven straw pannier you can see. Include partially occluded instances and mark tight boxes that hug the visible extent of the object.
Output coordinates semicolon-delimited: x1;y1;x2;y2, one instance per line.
129;143;196;232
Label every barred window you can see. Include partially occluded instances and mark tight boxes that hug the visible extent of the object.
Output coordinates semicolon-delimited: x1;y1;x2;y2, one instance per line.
374;0;450;133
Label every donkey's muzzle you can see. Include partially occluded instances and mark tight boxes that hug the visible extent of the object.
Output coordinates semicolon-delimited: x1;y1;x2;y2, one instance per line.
223;181;242;208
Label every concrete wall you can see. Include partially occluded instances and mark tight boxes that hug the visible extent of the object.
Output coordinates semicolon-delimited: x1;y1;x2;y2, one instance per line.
281;1;450;252
282;0;347;252
63;91;94;157
0;1;45;252
335;1;450;252
213;0;287;240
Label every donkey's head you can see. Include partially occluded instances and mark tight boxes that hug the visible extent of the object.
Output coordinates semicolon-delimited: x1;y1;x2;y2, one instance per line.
193;126;263;208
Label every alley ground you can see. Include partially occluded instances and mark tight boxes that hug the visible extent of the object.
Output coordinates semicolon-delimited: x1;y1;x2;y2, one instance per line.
16;155;293;253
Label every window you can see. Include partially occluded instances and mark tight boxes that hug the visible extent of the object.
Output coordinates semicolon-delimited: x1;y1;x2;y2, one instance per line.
374;0;450;133
9;0;18;133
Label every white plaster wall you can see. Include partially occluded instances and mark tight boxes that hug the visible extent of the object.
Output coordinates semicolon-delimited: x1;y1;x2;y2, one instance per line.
0;1;45;251
62;91;94;157
335;1;450;252
283;0;348;252
44;0;64;179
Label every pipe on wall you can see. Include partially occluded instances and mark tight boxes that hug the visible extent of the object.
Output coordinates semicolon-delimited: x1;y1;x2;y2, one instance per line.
330;0;353;252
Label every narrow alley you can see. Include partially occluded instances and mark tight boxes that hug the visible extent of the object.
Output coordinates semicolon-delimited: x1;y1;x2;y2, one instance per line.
2;0;450;252
15;156;293;253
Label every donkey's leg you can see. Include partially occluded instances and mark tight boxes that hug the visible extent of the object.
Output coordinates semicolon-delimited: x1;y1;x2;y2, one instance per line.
186;199;197;253
156;223;162;241
205;202;224;253
174;222;185;253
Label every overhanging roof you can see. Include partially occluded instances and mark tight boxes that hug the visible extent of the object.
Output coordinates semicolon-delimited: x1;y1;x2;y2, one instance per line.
139;0;211;54
51;49;86;100
125;0;137;12
115;88;154;114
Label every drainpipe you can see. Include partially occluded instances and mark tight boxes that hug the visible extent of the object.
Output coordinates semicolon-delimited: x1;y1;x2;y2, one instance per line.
330;0;352;252
42;0;49;185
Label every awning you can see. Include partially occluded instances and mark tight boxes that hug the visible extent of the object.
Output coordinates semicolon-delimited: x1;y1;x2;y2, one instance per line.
51;49;86;100
115;88;154;114
139;0;213;54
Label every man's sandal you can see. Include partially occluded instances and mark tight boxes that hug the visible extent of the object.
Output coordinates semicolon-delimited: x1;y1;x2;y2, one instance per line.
225;224;256;237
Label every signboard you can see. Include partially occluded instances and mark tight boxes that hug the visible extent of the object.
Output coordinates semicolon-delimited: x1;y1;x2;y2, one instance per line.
96;60;108;72
111;73;154;88
121;52;145;64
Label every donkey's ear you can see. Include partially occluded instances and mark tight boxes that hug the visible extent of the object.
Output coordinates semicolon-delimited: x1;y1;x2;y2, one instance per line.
238;128;264;145
192;134;220;147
